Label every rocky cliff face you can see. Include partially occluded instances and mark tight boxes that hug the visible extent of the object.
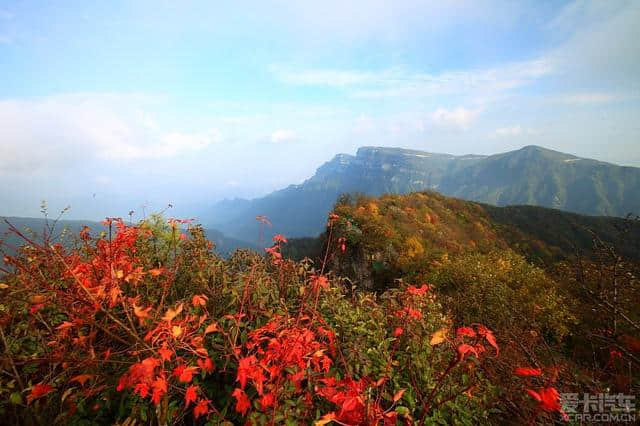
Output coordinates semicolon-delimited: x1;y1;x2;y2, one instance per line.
205;145;640;244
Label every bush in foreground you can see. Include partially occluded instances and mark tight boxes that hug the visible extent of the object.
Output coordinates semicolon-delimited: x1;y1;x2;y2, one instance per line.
0;216;566;425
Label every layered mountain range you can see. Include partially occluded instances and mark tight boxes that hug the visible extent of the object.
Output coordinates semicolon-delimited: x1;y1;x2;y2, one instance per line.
205;145;640;244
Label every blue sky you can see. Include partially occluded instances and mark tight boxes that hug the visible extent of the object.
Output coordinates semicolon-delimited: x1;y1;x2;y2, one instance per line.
0;0;639;219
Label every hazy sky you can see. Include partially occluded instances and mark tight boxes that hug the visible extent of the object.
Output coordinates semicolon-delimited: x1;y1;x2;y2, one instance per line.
1;0;639;220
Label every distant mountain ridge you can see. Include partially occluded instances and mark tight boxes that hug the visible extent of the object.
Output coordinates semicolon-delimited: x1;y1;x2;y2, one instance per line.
0;217;256;260
205;145;640;244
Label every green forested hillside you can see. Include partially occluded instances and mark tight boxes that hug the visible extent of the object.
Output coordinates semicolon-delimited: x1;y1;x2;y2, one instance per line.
283;191;640;270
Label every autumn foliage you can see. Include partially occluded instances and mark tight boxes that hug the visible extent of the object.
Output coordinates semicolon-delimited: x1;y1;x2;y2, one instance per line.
0;212;506;425
2;203;632;425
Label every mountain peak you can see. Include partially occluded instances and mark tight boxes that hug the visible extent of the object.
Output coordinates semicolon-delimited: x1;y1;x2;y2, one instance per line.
207;145;640;243
356;146;440;157
516;145;576;158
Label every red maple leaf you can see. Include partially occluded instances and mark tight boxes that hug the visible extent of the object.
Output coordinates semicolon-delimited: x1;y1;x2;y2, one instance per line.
158;346;173;362
456;327;476;338
193;398;211;418
134;383;150;398
514;367;542;376
259;392;276;410
185;385;199;407
151;376;167;405
457;344;479;361
178;366;198;383
476;325;499;354
197;356;215;373
526;387;568;420
236;356;257;389
27;383;53;404
407;284;431;296
232;388;251;415
192;294;208;307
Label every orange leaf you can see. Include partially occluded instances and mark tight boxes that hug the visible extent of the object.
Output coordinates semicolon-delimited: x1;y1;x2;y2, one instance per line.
147;268;164;277
204;323;219;335
464;386;477;398
172;325;183;338
133;305;152;323
315;412;336;426
109;286;122;307
430;328;448;345
56;321;74;330
192;294;208;307
70;374;93;386
162;303;183;322
30;295;47;304
393;389;406;402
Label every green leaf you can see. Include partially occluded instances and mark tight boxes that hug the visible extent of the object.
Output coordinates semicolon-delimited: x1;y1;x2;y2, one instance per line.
395;406;410;416
9;392;23;405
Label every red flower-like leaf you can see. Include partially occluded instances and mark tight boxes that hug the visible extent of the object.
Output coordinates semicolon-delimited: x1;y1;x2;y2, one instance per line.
457;343;479;361
273;234;288;244
259;392;276;410
232;388;251;415
407;284;431;296
514;367;542;376
27;383;53;404
197;356;215;373
193;398;211;418
456;327;476;338
476;325;499;354
526;387;567;420
185;385;199;407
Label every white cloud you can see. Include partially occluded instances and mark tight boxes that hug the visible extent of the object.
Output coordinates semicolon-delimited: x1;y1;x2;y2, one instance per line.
353;114;376;134
545;1;640;85
269;65;378;87
272;59;552;100
431;107;480;129
269;129;297;143
103;129;222;160
492;125;539;138
95;175;112;185
0;94;222;172
552;93;619;105
494;125;522;137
